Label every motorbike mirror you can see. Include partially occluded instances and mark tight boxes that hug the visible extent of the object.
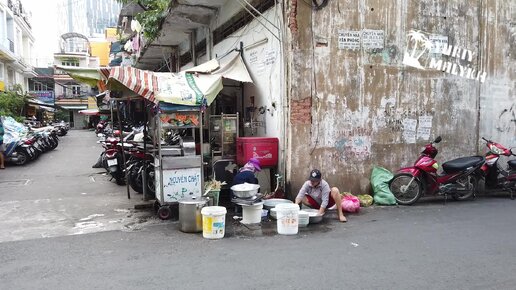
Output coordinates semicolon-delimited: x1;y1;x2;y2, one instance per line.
434;136;442;143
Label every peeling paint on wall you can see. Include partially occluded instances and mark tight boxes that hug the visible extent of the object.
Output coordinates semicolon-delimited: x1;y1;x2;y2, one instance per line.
287;0;514;195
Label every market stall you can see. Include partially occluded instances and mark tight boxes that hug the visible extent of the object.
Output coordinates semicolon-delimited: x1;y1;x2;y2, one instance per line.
56;51;253;220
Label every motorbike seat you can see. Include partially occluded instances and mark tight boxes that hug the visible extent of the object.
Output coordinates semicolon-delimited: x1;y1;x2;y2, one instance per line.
442;156;485;173
508;159;516;169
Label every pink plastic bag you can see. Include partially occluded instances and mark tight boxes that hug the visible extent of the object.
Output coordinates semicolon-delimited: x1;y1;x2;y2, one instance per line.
341;195;360;213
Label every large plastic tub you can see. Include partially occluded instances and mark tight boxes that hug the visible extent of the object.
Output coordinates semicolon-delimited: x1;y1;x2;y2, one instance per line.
201;206;227;239
276;203;299;235
236;137;279;167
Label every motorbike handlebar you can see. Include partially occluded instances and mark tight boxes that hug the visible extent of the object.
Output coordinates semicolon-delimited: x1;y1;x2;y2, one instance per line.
481;137;490;142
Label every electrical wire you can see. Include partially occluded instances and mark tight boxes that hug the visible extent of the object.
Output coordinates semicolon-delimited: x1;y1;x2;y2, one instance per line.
235;0;280;42
241;0;280;32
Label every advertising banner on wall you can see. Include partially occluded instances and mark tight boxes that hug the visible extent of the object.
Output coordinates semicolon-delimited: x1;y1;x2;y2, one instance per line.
29;91;54;105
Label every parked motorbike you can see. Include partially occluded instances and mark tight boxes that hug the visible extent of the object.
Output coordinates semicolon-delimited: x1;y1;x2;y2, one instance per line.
480;137;516;199
51;121;69;136
99;137;127;185
96;120;108;134
389;136;485;205
4;140;34;165
125;146;155;197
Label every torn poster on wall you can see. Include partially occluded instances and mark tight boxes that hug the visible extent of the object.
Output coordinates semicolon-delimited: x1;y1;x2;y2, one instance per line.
402;30;487;82
417;115;433;140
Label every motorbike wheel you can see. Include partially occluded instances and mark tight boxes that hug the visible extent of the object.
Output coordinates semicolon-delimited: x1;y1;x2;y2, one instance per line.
146;169;156;198
452;176;478;201
390;173;422;205
129;165;144;193
115;175;126;185
15;150;29;165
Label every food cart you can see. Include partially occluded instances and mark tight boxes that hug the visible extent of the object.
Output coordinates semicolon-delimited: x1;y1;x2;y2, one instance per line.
153;105;205;220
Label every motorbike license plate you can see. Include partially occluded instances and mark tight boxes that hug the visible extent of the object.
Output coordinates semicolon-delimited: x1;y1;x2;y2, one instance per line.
107;159;118;166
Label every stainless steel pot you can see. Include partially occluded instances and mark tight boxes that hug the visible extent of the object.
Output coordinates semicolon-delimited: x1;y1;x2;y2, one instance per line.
179;197;208;233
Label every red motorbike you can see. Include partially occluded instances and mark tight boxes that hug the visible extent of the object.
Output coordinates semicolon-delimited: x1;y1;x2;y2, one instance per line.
390;136;485;205
480;137;516;199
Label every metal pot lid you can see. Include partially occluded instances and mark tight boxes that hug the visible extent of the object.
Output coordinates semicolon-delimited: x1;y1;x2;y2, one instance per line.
179;196;208;205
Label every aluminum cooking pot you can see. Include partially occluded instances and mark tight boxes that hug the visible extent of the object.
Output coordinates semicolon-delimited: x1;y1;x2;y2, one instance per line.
179;196;208;233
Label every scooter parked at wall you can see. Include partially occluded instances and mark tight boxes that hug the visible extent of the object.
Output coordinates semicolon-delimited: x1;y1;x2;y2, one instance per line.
480;137;516;199
389;136;485;205
4;140;33;165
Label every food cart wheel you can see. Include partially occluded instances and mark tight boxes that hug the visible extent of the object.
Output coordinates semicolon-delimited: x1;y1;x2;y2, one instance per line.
157;206;172;220
153;200;160;213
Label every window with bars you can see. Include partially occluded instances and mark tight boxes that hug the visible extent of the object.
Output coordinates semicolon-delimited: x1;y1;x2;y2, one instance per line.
61;61;79;67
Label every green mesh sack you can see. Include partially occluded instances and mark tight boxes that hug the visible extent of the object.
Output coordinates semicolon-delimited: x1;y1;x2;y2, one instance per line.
370;166;397;205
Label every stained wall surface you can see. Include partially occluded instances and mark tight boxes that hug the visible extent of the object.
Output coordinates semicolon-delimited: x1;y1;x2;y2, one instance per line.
286;0;515;195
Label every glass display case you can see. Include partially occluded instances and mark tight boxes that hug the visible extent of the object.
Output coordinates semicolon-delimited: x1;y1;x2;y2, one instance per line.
209;113;239;160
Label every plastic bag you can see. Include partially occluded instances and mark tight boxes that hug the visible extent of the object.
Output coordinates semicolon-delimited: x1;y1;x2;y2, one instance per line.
371;166;397;205
341;195;360;213
357;194;373;207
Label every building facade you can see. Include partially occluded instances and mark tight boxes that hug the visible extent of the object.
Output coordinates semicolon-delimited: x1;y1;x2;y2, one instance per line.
57;0;121;38
0;0;36;92
118;0;515;195
53;33;99;128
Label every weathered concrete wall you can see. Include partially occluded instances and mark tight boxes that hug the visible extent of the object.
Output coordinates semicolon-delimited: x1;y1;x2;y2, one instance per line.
478;1;516;149
286;0;515;196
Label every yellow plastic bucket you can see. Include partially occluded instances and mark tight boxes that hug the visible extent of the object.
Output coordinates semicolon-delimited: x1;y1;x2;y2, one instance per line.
201;206;227;239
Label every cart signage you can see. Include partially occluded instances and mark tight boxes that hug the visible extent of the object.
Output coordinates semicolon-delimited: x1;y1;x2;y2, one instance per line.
159;113;200;127
162;168;202;202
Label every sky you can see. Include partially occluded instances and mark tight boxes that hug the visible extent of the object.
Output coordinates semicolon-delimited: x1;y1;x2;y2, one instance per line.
24;0;59;67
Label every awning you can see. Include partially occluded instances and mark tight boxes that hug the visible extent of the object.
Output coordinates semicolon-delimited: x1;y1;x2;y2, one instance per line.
27;98;57;112
55;52;253;106
108;66;158;103
55;65;111;87
79;108;100;115
155;52;253;105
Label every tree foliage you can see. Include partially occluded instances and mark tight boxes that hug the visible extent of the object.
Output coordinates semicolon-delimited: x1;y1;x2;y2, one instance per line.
0;85;29;121
116;0;170;41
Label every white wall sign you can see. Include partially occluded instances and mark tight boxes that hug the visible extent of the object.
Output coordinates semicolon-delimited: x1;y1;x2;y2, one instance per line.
338;30;361;50
429;35;448;54
362;29;384;49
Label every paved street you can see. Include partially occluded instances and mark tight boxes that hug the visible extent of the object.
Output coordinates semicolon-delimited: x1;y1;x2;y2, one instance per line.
0;130;159;243
1;130;516;290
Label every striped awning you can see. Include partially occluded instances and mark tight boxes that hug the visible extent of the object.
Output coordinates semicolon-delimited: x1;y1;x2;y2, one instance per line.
55;52;252;106
107;66;158;103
